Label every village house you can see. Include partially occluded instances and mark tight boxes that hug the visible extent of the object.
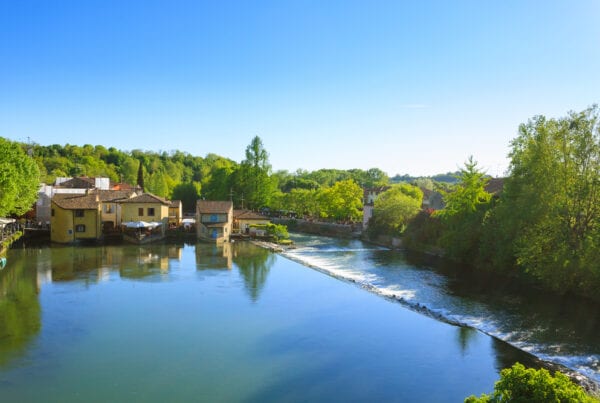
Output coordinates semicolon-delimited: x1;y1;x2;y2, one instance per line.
50;192;102;243
362;186;390;230
196;201;233;243
233;209;271;235
118;193;170;236
168;200;183;228
95;189;138;231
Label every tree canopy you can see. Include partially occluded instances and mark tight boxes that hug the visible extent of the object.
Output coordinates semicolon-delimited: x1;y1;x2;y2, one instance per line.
0;138;40;217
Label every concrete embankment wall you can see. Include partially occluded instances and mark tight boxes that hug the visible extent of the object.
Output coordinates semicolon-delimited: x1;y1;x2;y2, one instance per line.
272;218;361;239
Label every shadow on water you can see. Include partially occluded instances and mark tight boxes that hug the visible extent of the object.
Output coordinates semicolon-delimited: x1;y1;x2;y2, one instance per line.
0;250;41;368
233;242;275;302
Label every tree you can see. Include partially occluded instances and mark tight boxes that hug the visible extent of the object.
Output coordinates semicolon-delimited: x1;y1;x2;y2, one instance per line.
481;106;600;295
435;157;492;261
171;182;201;213
368;184;423;236
137;160;145;191
0;138;40;217
238;136;276;209
319;179;363;221
465;363;598;402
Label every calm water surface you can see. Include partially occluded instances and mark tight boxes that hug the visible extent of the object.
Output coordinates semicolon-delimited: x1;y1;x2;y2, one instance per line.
1;239;549;402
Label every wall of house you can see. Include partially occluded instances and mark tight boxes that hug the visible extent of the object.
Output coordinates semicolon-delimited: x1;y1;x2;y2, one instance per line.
73;209;101;240
101;202;118;227
121;203;169;234
237;218;270;233
50;203;75;243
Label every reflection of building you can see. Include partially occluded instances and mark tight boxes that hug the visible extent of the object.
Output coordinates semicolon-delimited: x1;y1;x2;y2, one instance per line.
233;209;270;234
196;201;233;243
195;242;232;269
50;193;102;243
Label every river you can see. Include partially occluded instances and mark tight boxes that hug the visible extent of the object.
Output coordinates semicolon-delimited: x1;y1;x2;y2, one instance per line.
0;235;597;401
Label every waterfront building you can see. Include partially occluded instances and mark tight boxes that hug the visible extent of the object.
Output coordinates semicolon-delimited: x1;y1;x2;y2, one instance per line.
196;201;233;243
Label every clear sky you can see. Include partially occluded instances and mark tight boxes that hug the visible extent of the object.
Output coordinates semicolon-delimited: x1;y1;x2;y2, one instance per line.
1;1;599;177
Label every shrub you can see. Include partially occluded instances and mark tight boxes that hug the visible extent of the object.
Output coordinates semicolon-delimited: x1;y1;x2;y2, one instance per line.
465;363;599;403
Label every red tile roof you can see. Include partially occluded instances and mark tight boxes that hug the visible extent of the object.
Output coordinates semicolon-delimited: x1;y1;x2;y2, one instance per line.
233;209;269;220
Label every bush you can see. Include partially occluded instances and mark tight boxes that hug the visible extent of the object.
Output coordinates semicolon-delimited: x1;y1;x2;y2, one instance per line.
465;363;599;403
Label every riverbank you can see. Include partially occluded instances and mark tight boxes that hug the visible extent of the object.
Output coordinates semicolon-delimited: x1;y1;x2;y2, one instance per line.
0;231;23;257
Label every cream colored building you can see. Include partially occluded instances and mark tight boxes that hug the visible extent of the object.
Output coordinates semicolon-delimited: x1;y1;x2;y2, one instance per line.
119;193;170;235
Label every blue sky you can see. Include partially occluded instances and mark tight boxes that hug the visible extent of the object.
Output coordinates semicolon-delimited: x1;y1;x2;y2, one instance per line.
1;1;599;177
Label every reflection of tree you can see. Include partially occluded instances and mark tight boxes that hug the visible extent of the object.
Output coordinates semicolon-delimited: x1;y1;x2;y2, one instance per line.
456;326;477;355
491;338;541;374
0;251;41;367
233;242;275;302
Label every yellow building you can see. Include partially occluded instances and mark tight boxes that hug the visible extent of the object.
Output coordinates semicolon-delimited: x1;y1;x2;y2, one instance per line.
50;193;102;243
196;201;233;242
96;189;138;231
168;200;183;228
233;210;271;234
118;193;170;235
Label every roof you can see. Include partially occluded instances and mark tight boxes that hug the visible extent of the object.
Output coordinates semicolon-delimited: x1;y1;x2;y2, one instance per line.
119;193;170;205
169;200;182;208
55;177;95;189
234;209;269;220
52;193;100;210
93;189;137;202
197;200;233;214
485;178;505;195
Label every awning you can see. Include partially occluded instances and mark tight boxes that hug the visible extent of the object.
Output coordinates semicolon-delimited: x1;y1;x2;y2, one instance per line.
0;218;16;225
122;221;162;229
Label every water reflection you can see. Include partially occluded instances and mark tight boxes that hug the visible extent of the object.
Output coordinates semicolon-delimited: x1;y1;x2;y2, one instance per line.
0;250;41;367
457;327;477;356
195;242;232;270
233;242;275;302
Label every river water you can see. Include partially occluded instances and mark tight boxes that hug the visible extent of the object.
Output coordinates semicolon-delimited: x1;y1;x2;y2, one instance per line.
0;236;597;401
284;233;600;386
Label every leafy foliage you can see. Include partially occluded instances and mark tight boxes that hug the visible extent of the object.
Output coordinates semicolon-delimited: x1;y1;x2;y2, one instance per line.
368;184;423;236
0;138;40;216
465;363;598;403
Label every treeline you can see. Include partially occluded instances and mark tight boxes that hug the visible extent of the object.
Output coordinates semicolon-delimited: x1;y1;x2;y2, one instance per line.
401;106;600;301
24;136;390;215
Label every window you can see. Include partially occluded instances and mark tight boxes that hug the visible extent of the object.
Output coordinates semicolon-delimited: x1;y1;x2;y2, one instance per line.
138;208;144;216
75;224;86;232
210;214;218;222
147;207;155;216
105;204;113;213
51;209;55;217
75;209;84;217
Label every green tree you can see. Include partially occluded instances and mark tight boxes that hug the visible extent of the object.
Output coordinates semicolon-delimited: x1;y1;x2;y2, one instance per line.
319;179;363;221
465;363;598;402
171;182;201;213
481;106;600;296
368;184;423;236
238;136;276;209
0;138;40;216
435;157;492;261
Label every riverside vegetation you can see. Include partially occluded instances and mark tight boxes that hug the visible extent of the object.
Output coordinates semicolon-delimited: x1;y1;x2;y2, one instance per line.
2;108;599;299
2;106;599;398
